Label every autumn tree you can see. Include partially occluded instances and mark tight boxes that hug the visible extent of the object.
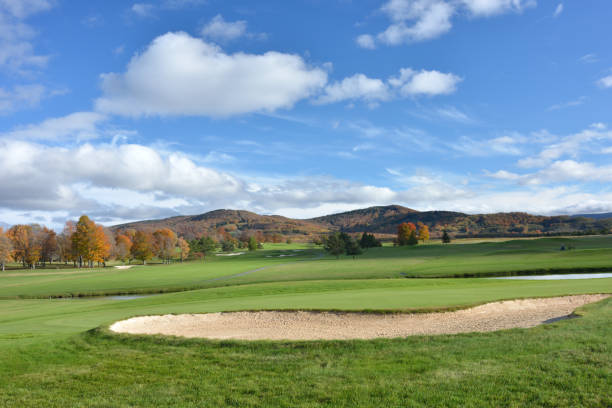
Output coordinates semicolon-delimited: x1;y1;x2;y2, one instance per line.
115;234;133;263
177;237;190;262
57;221;76;265
0;228;13;271
131;230;154;264
40;227;58;266
153;228;178;264
397;222;417;246
93;225;112;266
8;225;41;269
417;225;430;243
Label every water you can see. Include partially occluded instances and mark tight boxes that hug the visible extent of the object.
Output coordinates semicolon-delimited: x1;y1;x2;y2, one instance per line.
491;273;612;280
104;295;153;300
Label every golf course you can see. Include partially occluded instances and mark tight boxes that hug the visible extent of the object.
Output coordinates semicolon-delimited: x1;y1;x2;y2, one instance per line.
1;236;611;407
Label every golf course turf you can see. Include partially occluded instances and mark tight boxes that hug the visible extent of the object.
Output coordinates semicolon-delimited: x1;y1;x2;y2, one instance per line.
1;236;611;406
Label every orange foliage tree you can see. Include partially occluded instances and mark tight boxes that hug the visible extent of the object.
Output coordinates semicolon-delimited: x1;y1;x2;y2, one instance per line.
0;228;13;271
131;230;154;265
153;228;178;264
115;234;133;263
8;225;41;269
397;222;417;246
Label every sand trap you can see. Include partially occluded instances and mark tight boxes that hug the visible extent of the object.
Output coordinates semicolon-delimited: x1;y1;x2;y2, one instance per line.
215;252;245;257
109;294;609;341
114;265;135;270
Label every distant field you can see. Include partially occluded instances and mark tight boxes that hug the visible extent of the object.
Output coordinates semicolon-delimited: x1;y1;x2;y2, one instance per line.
3;236;610;298
1;236;611;407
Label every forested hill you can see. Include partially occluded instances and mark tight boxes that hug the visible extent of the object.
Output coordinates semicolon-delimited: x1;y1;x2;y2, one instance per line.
111;205;612;241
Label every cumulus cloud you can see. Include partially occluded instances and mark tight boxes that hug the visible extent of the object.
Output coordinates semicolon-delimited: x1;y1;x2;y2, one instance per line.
461;0;536;17
95;32;328;117
378;0;454;44
316;74;390;104
597;75;612;88
389;68;461;96
359;0;536;48
201;14;247;42
356;34;376;49
1;112;107;141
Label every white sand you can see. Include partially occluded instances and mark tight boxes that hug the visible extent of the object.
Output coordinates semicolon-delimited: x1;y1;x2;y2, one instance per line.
109;294;609;341
114;265;135;270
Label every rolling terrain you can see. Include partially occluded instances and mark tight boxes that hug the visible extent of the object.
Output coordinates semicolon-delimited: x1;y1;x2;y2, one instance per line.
112;205;612;241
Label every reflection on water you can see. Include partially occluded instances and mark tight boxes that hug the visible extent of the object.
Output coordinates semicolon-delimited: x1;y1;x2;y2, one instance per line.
492;273;612;280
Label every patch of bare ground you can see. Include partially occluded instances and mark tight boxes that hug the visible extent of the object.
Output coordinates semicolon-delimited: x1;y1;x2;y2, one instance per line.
109;294;610;341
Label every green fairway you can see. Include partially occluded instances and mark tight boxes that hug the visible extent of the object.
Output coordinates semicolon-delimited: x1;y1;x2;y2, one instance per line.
1;237;611;407
2;236;611;298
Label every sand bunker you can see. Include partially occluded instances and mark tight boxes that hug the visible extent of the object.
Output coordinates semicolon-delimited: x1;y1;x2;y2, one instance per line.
114;265;135;270
109;294;609;341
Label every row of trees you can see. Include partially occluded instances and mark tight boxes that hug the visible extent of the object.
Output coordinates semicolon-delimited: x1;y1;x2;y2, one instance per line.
0;215;192;270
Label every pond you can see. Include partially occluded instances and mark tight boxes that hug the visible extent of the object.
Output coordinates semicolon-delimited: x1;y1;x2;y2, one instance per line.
491;273;612;280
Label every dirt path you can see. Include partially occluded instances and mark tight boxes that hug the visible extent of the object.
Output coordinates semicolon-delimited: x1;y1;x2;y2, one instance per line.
110;294;609;341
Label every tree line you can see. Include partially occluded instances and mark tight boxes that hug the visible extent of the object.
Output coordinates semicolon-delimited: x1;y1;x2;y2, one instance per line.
0;215;191;270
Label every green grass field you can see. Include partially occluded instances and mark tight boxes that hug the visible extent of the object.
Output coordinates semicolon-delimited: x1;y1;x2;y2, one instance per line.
1;236;611;406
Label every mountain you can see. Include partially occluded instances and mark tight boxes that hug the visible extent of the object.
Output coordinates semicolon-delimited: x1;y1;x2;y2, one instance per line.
112;209;329;241
572;212;612;220
112;205;612;241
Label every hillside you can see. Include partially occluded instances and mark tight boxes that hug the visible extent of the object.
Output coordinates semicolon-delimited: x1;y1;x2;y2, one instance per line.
112;209;329;241
112;205;612;241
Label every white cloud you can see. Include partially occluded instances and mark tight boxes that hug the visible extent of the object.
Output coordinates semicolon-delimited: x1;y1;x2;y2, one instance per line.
597;75;612;88
462;0;536;17
316;74;390;104
452;133;526;156
201;14;247;42
0;0;52;72
553;3;563;17
359;0;536;48
390;68;462;96
378;0;454;44
95;32;328;117
579;53;598;64
131;3;156;18
1;112;107;141
0;0;52;18
0;84;46;112
356;34;376;49
518;124;612;168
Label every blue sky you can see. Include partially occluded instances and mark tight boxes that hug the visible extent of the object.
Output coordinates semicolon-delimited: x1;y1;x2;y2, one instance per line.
1;0;612;228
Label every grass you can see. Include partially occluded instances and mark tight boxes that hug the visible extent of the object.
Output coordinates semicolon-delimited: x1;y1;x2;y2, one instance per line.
1;236;611;406
2;236;612;298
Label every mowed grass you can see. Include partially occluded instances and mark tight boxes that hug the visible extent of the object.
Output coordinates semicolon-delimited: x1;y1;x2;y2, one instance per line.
1;236;612;406
0;283;610;407
2;236;612;298
0;246;319;298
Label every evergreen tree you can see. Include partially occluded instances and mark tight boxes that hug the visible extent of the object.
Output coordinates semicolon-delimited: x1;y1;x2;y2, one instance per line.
345;237;363;259
442;230;451;244
324;233;346;259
